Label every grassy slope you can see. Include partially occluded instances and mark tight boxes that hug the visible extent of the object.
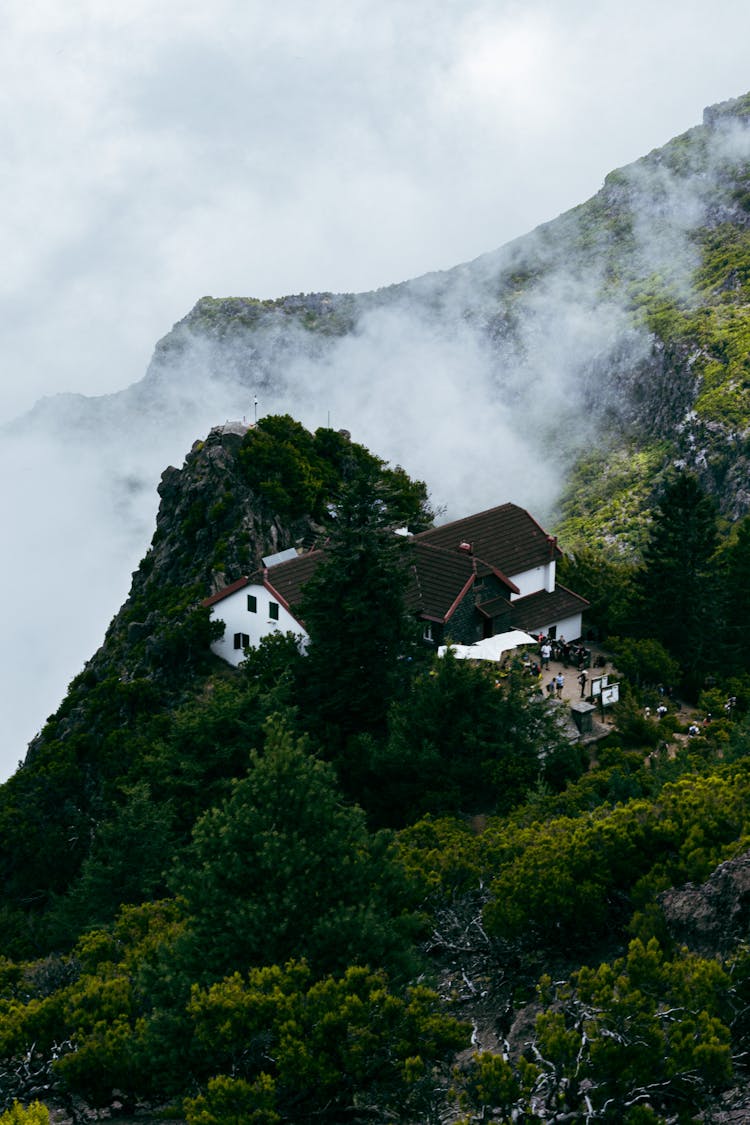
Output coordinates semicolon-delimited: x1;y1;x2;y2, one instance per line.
554;110;750;553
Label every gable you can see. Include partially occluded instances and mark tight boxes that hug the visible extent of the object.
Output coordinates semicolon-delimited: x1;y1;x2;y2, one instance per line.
252;549;324;617
404;541;517;623
202;575;252;607
414;502;559;577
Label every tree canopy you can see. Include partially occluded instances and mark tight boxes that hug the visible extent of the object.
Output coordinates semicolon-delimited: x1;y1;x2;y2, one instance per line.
298;460;423;744
637;471;719;690
4;420;750;1120
171;717;420;983
237;415;433;528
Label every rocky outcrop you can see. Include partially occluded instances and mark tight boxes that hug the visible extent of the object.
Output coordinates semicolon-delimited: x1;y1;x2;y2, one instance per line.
24;425;317;763
659;850;750;956
703;92;750;129
149;424;315;596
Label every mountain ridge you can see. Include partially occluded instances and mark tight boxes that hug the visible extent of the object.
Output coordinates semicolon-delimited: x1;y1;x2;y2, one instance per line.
5;89;750;780
12;90;750;537
5;393;750;1114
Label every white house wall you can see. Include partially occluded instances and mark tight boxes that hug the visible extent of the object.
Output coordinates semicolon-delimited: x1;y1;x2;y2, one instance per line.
508;560;556;599
209;583;308;667
544;611;583;643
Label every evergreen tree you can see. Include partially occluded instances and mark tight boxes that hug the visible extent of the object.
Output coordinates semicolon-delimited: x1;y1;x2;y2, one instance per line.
171;717;419;982
298;462;423;743
637;472;719;692
366;655;573;825
717;514;750;675
557;543;639;638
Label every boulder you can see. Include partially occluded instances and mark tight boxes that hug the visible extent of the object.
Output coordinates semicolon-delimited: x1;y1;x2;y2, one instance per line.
659;850;750;956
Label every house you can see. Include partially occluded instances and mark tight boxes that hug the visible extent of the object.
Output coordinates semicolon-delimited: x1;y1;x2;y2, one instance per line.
203;503;588;665
409;503;588;648
202;549;320;667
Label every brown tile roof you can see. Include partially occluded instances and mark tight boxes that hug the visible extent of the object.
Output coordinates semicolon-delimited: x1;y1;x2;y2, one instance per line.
476;595;515;620
202;575;251;607
404;542;477;622
404;542;518;623
260;550;324;613
509;584;589;633
202;507;578;636
205;540;508;628
201;552;324;614
414;502;560;576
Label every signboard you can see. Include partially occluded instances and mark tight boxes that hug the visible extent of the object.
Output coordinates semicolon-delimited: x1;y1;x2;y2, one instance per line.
601;683;620;707
590;674;609;697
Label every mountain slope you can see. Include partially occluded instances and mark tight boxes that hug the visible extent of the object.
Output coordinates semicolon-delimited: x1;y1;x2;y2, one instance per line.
4;91;750;775
3;92;750;1121
4;429;750;1118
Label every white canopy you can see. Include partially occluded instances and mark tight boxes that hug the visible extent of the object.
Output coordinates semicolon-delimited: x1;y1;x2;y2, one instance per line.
437;630;538;662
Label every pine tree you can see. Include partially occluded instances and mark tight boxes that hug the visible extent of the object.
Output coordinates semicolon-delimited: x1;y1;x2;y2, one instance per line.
717;515;750;675
637;471;719;692
171;717;417;982
298;462;422;743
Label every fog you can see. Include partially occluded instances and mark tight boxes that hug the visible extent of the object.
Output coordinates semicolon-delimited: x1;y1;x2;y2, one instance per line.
3;1;750;779
5;1;750;424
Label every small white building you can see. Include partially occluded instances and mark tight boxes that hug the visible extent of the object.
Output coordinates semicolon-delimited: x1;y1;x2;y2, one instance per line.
202;550;319;666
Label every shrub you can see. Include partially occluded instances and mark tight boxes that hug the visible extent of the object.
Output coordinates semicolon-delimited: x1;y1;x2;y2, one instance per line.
0;1104;49;1125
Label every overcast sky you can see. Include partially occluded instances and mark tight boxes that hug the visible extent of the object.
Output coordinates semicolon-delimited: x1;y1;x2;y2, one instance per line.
3;0;750;778
3;0;750;424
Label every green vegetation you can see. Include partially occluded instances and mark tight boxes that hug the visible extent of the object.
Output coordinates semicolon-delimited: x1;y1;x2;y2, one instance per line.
4;417;750;1120
170;718;421;983
237;414;433;526
530;939;733;1119
560;470;744;693
636;471;720;691
553;111;750;551
362;654;581;826
453;936;734;1121
184;293;360;338
184;962;466;1122
556;444;666;559
0;1105;49;1125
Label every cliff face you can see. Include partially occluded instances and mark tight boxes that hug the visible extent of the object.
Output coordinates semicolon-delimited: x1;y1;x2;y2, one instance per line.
660;850;750;957
128;92;750;542
95;424;321;679
150;423;316;596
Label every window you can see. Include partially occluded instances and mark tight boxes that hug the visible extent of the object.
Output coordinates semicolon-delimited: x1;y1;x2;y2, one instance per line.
269;601;279;621
233;633;250;650
247;594;257;612
423;622;433;642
